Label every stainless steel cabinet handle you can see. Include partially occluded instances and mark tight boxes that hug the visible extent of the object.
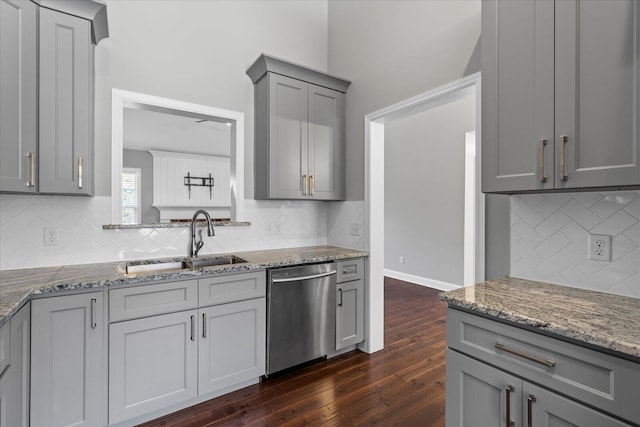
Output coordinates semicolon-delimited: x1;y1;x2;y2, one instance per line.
26;152;35;187
302;174;308;196
495;341;556;368
527;394;536;427
338;288;343;307
202;313;207;339
559;135;568;181
90;298;97;329
505;385;515;427
310;175;314;196
78;156;84;188
190;315;195;341
539;139;547;182
272;270;337;283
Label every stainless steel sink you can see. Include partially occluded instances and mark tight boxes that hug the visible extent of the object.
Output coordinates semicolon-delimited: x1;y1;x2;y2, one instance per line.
125;260;189;274
185;255;247;269
125;255;247;274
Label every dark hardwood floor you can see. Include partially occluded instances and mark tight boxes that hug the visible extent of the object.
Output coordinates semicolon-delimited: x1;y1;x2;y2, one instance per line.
139;277;447;427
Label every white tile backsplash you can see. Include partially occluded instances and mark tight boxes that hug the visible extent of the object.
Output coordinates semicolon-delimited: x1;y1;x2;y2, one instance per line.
0;195;328;270
511;191;640;298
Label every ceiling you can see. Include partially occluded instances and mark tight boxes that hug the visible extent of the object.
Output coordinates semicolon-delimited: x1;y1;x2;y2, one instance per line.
123;107;232;157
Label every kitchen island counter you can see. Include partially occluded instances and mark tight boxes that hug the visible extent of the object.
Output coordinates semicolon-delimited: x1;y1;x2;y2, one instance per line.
440;276;640;361
0;245;368;327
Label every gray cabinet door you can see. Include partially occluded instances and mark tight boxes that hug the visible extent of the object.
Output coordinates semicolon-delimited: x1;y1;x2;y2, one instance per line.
109;309;198;424
0;0;37;193
0;304;30;427
198;298;266;395
481;0;555;192
31;293;103;427
523;382;632;427
308;84;344;200
336;279;364;350
555;0;640;189
267;73;308;199
38;8;94;195
446;349;522;427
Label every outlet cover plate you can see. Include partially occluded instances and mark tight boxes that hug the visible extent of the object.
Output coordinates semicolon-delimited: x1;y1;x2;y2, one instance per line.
588;234;611;262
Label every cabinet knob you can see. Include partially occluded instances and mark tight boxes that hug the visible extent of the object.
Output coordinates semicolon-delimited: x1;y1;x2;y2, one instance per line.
559;135;568;181
539;139;547;183
26;152;35;187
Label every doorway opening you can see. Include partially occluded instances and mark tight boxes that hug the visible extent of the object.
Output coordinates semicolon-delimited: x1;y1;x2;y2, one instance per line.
363;73;483;353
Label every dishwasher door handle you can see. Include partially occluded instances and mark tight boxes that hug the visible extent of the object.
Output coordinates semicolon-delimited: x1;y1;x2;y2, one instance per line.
272;270;337;283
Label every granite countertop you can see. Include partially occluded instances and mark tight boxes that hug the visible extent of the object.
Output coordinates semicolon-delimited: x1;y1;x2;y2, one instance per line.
0;245;368;328
440;276;640;361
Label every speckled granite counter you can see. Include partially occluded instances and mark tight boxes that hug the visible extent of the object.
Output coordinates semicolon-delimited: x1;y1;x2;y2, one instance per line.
0;245;368;328
440;276;640;360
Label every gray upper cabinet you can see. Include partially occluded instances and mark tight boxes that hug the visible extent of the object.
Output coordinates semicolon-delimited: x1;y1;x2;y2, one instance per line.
482;0;640;193
0;0;38;193
39;7;94;195
247;54;350;201
0;0;107;196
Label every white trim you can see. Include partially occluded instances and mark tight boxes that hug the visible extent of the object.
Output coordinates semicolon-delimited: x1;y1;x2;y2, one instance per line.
111;89;245;224
384;269;462;292
364;72;482;355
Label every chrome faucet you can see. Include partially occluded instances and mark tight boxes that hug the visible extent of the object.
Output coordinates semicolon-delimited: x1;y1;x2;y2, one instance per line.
189;209;215;257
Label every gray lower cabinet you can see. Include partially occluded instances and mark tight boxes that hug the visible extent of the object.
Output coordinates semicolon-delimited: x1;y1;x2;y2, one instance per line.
446;308;639;426
482;0;640;192
198;298;266;395
0;304;30;427
336;258;365;350
108;272;267;425
38;7;94;195
447;350;631;427
0;0;38;193
248;54;349;201
108;309;199;424
31;292;103;427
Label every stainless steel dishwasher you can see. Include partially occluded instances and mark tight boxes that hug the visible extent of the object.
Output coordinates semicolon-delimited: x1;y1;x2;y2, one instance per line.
266;262;337;376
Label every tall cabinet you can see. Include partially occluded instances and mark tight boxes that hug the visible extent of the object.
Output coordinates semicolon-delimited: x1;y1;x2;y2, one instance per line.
482;0;640;192
0;0;108;195
247;54;350;201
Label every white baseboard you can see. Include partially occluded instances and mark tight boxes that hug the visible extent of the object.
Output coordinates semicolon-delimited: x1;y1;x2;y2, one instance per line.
384;269;463;292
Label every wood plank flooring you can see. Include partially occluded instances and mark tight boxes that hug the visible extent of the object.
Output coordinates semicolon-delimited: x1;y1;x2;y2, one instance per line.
138;277;447;427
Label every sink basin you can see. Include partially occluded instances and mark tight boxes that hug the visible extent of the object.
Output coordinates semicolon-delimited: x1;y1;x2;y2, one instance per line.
125;260;189;274
185;255;247;269
125;255;247;274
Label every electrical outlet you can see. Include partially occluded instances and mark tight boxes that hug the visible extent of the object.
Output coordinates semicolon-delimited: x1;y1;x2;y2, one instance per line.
399;256;405;264
274;221;281;236
588;234;611;261
44;227;59;246
350;222;361;236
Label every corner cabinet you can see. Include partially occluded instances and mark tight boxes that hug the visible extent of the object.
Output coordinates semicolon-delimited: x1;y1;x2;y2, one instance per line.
0;0;108;195
0;304;30;427
247;54;350;201
445;308;639;426
482;0;640;193
31;292;104;427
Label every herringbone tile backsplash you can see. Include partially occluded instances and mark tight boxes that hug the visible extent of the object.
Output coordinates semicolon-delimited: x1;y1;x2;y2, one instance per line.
511;191;640;298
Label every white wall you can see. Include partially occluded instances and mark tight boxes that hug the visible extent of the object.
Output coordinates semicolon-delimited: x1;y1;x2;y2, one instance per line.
0;1;332;270
511;191;640;298
327;0;481;201
326;0;509;279
384;95;475;285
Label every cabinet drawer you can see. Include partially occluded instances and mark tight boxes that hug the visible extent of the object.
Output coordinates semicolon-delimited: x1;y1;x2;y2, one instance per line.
198;271;266;306
110;280;198;322
337;258;364;283
447;308;640;424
